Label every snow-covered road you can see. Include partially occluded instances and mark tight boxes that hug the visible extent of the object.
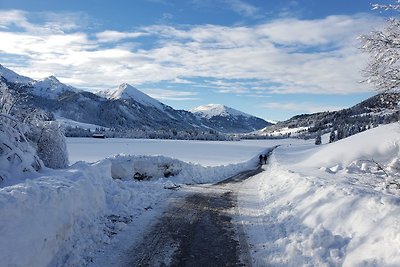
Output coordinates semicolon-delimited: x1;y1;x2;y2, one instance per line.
89;163;266;266
1;124;398;266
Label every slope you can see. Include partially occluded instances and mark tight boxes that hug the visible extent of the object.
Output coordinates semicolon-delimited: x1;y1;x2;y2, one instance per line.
257;92;400;139
238;123;400;266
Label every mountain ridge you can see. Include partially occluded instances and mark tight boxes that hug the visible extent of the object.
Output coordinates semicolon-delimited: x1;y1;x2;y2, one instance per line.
0;65;269;135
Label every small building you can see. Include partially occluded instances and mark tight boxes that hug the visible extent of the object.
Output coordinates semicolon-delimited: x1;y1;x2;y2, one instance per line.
92;133;106;139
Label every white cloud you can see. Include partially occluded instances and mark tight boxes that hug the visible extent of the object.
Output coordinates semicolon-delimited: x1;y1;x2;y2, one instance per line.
262;102;344;113
0;10;383;96
142;88;199;101
96;30;146;43
224;0;260;18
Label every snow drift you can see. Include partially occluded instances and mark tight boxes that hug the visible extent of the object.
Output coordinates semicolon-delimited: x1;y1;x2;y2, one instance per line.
0;150;263;266
238;122;400;266
108;153;261;184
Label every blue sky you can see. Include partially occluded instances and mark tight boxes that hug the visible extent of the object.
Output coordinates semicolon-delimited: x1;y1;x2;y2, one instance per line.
0;0;392;120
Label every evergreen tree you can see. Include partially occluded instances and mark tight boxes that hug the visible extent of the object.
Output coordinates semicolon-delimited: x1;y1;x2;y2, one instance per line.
315;131;322;145
329;129;336;143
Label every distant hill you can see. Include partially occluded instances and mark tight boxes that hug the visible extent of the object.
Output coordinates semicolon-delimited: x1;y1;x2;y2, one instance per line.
190;104;272;133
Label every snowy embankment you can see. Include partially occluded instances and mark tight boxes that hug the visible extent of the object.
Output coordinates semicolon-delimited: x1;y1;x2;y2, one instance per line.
239;123;400;266
0;139;282;267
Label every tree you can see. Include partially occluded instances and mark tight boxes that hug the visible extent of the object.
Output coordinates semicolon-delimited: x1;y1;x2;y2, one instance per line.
360;1;400;92
27;121;69;169
0;114;42;183
329;129;336;143
315;131;322;145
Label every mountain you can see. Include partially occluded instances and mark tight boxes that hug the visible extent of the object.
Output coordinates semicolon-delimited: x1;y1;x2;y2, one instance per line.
255;92;400;139
0;64;33;84
0;65;80;99
32;76;81;99
190;104;272;133
191;104;252;119
107;83;164;109
0;65;222;138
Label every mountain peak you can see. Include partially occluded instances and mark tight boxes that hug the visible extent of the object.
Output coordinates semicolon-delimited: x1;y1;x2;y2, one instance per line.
190;103;252;119
45;75;60;82
109;83;164;109
32;75;79;99
0;64;33;84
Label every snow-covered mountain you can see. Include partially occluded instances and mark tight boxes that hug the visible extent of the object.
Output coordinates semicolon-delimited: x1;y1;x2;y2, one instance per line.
191;104;252;119
0;65;272;135
0;64;33;84
191;104;272;133
108;83;164;110
32;76;81;99
0;64;80;99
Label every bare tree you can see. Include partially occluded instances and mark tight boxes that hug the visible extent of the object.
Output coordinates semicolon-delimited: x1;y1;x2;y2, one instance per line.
360;1;400;92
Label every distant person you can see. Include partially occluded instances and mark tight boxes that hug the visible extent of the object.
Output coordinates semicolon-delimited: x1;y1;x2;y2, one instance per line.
259;154;263;165
263;154;268;164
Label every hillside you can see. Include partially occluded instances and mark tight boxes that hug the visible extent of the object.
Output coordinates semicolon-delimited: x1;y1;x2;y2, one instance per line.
253;92;399;140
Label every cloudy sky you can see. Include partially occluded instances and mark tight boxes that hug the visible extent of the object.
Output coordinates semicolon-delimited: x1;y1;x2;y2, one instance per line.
0;0;392;120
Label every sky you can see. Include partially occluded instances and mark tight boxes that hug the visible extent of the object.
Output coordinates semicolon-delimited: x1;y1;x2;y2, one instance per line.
0;0;394;121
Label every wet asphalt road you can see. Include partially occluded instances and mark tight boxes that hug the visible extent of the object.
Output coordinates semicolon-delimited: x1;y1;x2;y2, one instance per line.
125;166;264;267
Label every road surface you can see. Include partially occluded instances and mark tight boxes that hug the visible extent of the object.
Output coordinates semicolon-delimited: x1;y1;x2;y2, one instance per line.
125;166;264;267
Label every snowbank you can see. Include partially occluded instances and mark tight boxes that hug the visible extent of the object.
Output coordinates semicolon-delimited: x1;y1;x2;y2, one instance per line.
108;152;262;184
0;149;265;266
295;123;400;173
0;161;110;267
239;158;400;266
238;123;400;266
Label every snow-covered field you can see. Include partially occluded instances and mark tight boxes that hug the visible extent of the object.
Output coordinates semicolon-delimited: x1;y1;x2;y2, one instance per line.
238;123;400;266
67;138;299;166
1;124;399;267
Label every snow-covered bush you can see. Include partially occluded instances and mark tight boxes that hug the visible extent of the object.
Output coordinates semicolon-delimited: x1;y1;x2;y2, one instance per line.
0;114;42;184
27;121;69;169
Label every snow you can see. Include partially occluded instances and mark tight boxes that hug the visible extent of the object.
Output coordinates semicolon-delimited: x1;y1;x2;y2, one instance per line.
56;116;108;131
0;64;79;98
32;76;80;99
2;122;399;266
190;103;252;119
237;123;400;266
0;64;33;84
66;138;299;166
0;137;296;266
108;83;164;110
259;126;309;137
295;124;400;172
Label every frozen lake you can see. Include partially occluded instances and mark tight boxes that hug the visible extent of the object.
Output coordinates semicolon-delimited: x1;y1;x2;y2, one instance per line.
66;138;305;166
